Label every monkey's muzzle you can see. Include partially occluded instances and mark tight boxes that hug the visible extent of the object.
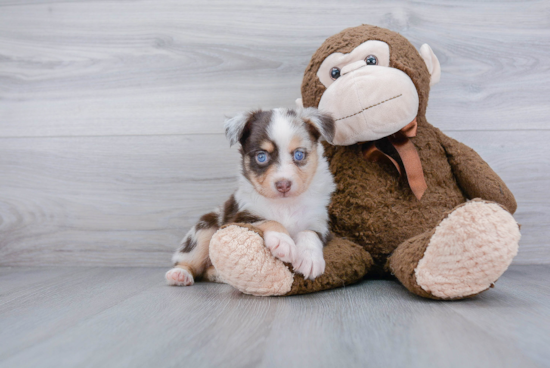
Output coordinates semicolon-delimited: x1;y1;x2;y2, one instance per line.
318;61;419;146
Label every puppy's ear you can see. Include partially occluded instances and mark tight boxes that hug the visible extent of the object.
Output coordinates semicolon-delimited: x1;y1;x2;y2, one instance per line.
299;108;335;144
224;112;251;147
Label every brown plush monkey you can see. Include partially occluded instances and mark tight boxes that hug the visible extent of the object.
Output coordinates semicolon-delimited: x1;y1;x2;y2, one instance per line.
209;25;520;300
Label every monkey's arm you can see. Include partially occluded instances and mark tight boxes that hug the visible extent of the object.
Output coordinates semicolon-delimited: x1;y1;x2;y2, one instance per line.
436;129;517;214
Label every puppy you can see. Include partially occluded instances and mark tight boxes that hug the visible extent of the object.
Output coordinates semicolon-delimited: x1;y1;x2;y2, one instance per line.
165;107;336;286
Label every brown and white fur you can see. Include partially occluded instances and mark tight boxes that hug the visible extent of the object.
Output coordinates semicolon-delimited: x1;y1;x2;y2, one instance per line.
166;107;336;286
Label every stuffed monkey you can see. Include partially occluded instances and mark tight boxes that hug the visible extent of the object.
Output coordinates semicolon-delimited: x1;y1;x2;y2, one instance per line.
209;25;520;300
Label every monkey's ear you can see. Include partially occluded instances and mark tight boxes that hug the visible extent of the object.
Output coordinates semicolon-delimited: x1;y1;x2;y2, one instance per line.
419;44;441;86
224;112;251;147
299;107;335;144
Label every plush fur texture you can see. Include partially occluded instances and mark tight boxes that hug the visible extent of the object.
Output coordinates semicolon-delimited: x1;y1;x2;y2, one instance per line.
209;223;373;296
301;25;433;119
388;200;520;300
322;123;518;273
414;200;520;299
209;224;295;296
210;25;520;299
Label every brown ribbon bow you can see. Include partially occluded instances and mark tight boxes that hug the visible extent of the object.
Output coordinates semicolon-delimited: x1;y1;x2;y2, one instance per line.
363;118;427;200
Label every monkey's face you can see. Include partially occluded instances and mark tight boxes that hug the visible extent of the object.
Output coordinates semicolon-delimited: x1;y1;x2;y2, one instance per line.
316;40;419;145
302;26;441;146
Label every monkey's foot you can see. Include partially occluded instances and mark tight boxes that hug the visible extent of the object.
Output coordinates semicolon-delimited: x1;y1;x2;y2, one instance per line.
391;200;520;300
209;224;294;296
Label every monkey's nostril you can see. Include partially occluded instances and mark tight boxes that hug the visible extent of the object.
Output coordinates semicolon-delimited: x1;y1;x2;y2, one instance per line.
275;180;292;193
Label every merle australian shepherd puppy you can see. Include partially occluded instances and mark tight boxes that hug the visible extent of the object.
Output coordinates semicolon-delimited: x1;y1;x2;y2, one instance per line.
166;107;336;286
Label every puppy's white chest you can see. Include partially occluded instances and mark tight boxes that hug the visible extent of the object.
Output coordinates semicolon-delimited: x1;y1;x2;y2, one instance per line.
271;205;305;235
262;202;321;238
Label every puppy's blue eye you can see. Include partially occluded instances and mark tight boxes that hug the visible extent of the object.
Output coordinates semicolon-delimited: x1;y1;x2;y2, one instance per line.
294;150;305;161
256;151;268;164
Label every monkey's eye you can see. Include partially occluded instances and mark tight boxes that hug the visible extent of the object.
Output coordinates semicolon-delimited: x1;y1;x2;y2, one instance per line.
255;151;269;164
293;149;305;161
365;55;378;65
330;67;341;80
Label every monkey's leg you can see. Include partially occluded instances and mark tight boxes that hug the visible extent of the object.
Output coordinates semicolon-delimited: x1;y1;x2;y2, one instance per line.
209;223;372;296
287;235;373;295
388;199;520;300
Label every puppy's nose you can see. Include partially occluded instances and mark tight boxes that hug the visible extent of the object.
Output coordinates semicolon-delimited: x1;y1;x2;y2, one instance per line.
275;180;292;193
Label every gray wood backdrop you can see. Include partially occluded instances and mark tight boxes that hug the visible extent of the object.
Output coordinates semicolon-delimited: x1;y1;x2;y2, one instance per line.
0;0;548;266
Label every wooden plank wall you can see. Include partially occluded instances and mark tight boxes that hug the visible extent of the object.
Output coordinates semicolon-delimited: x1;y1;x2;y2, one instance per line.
0;0;548;266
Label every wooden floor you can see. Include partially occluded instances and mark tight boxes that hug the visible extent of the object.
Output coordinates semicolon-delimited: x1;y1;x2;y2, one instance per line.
0;265;548;368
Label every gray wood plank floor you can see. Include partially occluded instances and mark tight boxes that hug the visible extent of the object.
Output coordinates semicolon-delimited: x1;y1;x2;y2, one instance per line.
0;265;548;368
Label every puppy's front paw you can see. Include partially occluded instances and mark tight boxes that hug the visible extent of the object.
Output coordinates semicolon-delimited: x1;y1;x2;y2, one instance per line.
293;231;325;280
293;250;325;280
165;267;194;286
264;231;296;263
